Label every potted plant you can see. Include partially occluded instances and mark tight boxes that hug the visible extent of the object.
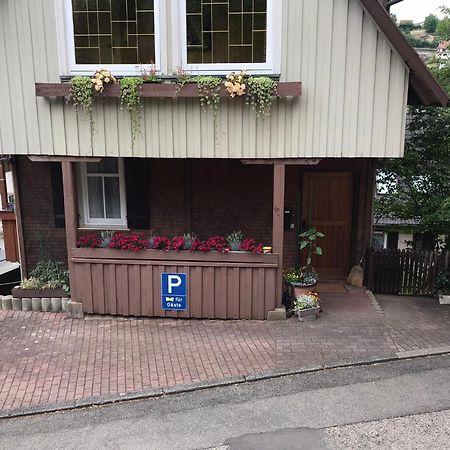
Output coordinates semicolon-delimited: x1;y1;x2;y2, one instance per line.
283;268;318;298
100;230;115;248
293;292;321;321
13;261;70;298
435;271;450;305
226;230;243;251
183;232;197;250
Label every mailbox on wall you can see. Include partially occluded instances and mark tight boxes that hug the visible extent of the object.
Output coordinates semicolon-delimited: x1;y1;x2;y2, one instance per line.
284;207;294;231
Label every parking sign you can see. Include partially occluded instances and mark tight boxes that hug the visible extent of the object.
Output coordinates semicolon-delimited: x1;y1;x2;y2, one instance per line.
161;273;187;311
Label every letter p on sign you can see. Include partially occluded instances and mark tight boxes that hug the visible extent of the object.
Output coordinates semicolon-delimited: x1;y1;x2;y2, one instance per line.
168;275;182;293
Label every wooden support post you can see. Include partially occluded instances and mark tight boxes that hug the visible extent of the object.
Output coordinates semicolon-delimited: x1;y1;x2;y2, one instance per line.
0;162;8;209
11;157;27;276
61;161;78;297
272;164;285;308
184;160;192;233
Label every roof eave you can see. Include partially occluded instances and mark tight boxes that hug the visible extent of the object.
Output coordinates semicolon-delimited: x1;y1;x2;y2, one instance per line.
359;0;450;107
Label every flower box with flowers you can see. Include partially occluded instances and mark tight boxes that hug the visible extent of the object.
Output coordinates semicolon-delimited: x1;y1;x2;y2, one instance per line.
74;232;272;267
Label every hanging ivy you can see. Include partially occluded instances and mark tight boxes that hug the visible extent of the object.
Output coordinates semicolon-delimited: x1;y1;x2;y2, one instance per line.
195;76;222;115
246;77;277;118
119;77;144;150
68;76;94;149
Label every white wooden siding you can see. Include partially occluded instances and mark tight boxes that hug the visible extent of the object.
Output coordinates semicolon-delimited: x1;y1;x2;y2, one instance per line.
0;0;409;159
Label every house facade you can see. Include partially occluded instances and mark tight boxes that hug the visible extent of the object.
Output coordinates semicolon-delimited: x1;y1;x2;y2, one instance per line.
0;0;447;319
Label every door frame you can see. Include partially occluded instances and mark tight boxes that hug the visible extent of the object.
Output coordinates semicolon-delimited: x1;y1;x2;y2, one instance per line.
297;170;359;278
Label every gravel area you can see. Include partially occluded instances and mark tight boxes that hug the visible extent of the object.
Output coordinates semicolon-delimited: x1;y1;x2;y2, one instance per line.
326;409;450;449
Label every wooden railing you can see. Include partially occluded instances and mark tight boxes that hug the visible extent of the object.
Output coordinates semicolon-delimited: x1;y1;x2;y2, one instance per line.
70;248;279;320
367;248;450;295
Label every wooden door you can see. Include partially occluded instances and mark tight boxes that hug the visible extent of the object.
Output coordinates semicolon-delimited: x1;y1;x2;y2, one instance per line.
301;172;353;278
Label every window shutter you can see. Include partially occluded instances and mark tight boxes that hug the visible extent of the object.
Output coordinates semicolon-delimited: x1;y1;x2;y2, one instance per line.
124;158;151;230
50;163;65;228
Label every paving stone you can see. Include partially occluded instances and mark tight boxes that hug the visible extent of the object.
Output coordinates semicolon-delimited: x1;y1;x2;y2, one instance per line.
0;291;449;415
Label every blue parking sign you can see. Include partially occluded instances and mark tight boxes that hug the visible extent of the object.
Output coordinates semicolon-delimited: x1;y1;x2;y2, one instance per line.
161;273;187;311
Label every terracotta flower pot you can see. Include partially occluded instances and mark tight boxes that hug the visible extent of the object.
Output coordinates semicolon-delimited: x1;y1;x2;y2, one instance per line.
288;283;317;298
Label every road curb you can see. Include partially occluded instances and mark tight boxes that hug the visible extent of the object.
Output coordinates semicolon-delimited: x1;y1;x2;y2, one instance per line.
2;351;450;420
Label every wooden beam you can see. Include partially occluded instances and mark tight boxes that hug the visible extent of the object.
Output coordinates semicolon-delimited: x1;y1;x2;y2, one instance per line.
35;82;302;98
28;156;103;163
272;164;285;309
0;162;8;209
242;158;322;165
10;157;27;276
184;161;192;233
61;161;78;299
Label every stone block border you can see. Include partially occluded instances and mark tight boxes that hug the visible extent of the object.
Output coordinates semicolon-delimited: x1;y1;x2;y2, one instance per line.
1;295;72;314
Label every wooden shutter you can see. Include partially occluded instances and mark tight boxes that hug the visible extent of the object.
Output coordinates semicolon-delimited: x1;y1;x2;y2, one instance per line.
50;163;65;228
124;158;151;230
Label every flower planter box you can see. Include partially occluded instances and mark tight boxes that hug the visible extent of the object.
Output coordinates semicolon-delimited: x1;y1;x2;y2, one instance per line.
12;287;67;298
35;82;302;99
439;294;450;305
69;247;279;320
296;306;320;322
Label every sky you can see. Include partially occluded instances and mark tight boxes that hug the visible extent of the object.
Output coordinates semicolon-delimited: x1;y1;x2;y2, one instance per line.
391;0;450;23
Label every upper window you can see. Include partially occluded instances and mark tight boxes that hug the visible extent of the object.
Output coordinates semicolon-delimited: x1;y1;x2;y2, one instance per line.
78;158;127;228
64;0;161;74
181;0;276;73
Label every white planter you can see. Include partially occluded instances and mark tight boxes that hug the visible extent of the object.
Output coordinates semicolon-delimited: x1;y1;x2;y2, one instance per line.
439;294;450;305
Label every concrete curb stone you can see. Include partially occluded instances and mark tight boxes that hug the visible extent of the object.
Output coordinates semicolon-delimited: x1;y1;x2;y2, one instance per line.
41;298;51;312
51;297;62;312
12;298;22;311
22;298;32;311
31;298;41;312
1;296;12;311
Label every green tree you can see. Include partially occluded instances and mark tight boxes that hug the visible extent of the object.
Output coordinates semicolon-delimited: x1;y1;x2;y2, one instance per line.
428;58;450;92
436;7;450;40
424;14;439;34
375;62;450;248
375;107;450;245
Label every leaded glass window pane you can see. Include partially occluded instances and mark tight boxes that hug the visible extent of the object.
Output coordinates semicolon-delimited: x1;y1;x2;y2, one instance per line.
72;0;156;65
186;0;267;64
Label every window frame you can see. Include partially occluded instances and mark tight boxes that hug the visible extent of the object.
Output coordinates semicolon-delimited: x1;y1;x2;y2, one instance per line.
59;0;164;76
78;158;128;229
178;0;281;75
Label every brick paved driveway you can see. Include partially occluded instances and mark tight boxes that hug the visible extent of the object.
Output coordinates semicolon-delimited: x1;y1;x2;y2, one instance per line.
0;290;449;414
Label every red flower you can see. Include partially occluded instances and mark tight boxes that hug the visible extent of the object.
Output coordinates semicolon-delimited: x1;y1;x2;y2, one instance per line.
108;232;149;252
151;236;170;250
191;236;230;253
240;238;263;253
77;233;101;248
167;236;184;251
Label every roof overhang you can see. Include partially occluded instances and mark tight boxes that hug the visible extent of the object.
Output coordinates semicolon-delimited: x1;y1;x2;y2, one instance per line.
359;0;450;107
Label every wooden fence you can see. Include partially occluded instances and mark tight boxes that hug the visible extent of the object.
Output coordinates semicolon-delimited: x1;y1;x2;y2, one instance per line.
367;248;450;295
70;248;279;320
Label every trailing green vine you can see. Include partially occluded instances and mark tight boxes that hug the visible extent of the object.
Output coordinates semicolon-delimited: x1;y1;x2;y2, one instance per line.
195;76;222;115
119;77;144;150
68;76;94;149
246;77;277;118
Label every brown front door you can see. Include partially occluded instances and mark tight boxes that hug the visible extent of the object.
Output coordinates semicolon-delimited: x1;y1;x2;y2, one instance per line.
301;172;353;278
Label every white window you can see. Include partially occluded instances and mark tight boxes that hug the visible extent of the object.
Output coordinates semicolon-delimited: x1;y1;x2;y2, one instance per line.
78;158;127;228
179;0;280;74
59;0;163;75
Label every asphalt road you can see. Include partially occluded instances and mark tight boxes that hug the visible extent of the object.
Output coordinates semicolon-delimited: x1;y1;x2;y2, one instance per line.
1;354;450;449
